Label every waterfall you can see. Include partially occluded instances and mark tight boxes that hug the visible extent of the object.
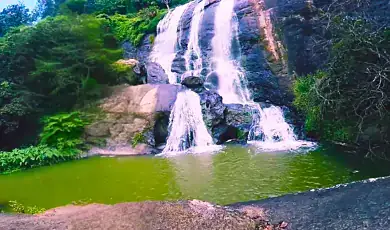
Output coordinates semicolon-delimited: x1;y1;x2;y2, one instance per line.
149;4;190;84
211;0;251;104
183;0;206;78
212;0;315;151
163;90;216;154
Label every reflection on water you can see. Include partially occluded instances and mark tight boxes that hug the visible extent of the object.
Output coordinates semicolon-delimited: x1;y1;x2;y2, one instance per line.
1;145;389;210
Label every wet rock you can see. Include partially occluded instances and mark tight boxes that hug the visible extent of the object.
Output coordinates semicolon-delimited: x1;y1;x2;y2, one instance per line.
122;34;154;64
153;112;170;146
146;62;169;84
204;71;219;91
181;76;204;89
212;125;237;144
198;90;226;129
225;104;253;134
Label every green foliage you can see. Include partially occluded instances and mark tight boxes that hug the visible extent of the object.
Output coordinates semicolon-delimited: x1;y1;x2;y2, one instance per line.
111;62;139;84
236;129;247;140
293;16;390;153
62;0;88;14
294;71;355;142
149;34;155;44
106;6;167;46
91;0;129;14
0;145;76;174
88;0;190;15
0;14;123;149
132;132;146;147
35;0;67;19
40;112;90;151
8;200;46;214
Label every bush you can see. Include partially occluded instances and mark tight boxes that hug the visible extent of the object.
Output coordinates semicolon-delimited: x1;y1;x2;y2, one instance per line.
0;145;76;174
40;111;90;151
106;6;167;46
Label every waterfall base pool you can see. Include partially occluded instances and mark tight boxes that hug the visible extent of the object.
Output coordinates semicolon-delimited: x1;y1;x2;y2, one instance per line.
1;145;390;211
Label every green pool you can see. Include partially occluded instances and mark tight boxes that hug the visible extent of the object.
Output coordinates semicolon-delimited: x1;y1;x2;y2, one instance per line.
1;144;389;211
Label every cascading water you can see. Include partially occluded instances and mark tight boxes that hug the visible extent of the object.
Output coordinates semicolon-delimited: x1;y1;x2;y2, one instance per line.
183;0;206;78
151;0;314;153
211;0;315;151
149;3;189;83
211;0;251;104
151;2;218;154
162;90;216;154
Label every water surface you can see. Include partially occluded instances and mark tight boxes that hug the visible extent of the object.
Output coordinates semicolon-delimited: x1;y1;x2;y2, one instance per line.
1;145;389;211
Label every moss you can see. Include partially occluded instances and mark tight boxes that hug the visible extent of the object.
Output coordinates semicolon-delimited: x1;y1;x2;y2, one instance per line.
149;34;155;44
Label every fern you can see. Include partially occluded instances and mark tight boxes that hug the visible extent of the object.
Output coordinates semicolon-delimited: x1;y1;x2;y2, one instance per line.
40;111;89;151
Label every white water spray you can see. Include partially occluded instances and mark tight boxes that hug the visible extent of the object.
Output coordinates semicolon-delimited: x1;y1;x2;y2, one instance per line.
212;0;315;151
183;0;206;78
150;4;190;83
163;90;217;154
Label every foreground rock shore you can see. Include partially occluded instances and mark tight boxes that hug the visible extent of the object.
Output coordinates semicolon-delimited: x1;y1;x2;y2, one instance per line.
2;177;390;229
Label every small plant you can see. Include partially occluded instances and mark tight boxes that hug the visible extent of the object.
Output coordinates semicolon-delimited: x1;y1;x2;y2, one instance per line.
236;129;247;140
8;201;46;214
0;145;76;174
132;132;146;147
149;34;155;44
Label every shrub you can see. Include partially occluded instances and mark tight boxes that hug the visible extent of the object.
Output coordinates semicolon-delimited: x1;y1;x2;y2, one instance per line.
106;6;167;46
0;145;76;174
40;111;90;151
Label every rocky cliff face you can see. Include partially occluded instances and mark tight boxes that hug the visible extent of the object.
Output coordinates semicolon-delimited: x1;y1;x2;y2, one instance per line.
124;0;389;107
85;84;183;154
115;0;389;152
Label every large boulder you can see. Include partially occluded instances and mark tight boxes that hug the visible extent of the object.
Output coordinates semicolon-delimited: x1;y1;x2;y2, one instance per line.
85;84;183;153
225;104;253;134
146;62;169;84
181;76;204;89
115;59;146;84
210;104;253;144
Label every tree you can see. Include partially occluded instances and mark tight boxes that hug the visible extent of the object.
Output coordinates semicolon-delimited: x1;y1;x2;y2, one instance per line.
0;15;123;150
0;4;31;36
293;0;390;158
34;0;67;19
